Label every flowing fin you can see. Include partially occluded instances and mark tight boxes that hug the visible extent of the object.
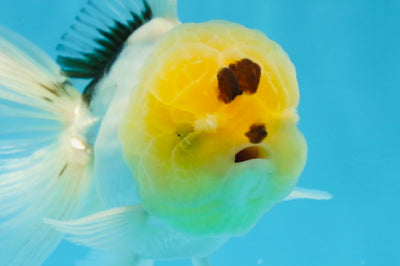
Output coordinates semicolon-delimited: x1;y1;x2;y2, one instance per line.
46;206;155;264
45;205;156;257
0;26;94;265
284;187;333;201
148;0;178;18
47;205;226;262
45;206;141;253
76;251;154;266
192;257;211;266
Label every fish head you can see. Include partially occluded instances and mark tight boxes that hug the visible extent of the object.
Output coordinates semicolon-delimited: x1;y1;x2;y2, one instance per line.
120;21;307;236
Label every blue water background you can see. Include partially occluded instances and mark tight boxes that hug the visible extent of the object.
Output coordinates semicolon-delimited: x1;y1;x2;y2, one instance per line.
1;0;399;265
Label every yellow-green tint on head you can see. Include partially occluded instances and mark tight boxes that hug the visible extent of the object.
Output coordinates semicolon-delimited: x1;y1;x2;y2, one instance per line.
120;21;307;236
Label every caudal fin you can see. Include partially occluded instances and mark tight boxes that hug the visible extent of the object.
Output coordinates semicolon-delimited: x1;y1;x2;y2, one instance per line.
0;26;95;265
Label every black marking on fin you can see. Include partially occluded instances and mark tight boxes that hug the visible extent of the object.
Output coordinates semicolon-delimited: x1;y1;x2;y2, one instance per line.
58;163;68;177
57;0;153;104
40;83;60;97
40;81;71;101
43;97;53;103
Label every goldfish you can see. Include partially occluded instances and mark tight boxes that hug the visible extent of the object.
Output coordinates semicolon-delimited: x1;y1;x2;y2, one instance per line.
0;0;331;265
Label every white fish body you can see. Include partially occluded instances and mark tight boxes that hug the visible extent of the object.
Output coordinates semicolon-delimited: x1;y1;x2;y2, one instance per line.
85;16;229;261
92;17;180;210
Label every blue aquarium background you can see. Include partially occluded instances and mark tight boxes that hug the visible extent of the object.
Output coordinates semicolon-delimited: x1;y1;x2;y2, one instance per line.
1;0;399;265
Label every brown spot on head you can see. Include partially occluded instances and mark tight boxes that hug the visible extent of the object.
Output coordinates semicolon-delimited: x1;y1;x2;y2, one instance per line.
245;123;268;144
229;59;261;95
217;67;242;104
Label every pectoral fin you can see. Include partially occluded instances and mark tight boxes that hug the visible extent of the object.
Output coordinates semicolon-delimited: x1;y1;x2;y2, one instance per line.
46;204;227;262
284;187;332;201
192;257;211;266
75;251;153;266
45;205;145;254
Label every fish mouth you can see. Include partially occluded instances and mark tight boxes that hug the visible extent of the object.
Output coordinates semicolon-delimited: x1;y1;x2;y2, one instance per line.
234;146;268;163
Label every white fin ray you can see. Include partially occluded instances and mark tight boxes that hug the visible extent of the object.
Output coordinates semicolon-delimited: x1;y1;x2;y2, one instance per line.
45;206;142;254
47;205;228;262
148;0;178;19
76;251;154;266
284;187;333;201
0;26;94;265
192;257;211;266
0;27;79;117
0;102;57;120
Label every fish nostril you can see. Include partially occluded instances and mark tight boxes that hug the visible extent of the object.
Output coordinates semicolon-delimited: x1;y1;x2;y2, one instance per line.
245;123;267;144
234;146;267;163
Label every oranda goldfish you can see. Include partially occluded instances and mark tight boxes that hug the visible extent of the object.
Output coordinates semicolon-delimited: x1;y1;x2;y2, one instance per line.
0;0;331;265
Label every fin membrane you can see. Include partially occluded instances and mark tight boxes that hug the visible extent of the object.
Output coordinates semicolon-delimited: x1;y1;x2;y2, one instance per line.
56;0;153;103
47;205;227;263
0;26;94;265
46;205;146;254
192;257;211;266
284;187;333;201
76;251;154;266
46;206;154;265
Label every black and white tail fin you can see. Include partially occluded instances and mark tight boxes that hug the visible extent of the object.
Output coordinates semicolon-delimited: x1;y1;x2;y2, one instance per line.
0;26;95;265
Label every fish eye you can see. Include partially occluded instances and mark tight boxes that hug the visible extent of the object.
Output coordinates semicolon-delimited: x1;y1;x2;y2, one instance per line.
245;123;268;144
217;58;261;104
176;123;194;139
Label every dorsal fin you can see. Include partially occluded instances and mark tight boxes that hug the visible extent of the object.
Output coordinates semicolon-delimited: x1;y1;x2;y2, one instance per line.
148;0;178;18
57;0;154;103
